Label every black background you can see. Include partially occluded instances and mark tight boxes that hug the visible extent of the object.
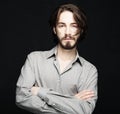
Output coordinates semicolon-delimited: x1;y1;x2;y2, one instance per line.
1;0;120;114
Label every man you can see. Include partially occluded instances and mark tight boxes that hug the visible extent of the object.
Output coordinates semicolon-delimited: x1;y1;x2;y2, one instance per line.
16;3;98;114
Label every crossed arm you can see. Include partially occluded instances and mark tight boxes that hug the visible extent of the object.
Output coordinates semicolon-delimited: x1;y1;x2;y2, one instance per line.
31;86;94;101
16;70;97;114
16;80;97;114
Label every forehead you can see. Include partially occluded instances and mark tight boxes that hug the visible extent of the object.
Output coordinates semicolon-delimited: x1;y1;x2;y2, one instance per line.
58;11;76;23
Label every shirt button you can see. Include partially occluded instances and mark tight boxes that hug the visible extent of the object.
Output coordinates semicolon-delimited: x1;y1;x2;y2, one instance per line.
53;103;59;108
52;103;56;106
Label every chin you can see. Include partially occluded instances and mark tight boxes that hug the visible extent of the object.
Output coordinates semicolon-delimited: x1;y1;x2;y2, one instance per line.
62;44;76;50
59;41;77;49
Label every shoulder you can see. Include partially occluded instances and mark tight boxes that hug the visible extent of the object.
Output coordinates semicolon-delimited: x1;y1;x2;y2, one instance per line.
80;56;98;72
27;49;51;60
79;56;98;81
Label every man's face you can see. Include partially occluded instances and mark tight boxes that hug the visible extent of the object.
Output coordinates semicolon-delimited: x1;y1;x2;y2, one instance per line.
54;11;81;50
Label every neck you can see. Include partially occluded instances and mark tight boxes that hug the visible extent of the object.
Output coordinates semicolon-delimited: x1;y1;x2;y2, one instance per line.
56;44;77;61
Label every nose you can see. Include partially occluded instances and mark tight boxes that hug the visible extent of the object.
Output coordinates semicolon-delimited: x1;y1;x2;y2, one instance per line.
65;26;71;34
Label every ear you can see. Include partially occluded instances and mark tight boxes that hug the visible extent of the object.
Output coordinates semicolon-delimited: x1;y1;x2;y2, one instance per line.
53;27;56;34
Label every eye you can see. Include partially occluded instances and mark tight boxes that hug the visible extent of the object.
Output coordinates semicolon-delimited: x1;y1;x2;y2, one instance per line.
72;24;78;28
57;24;65;28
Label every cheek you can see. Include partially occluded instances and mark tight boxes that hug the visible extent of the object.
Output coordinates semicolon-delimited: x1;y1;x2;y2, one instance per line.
56;30;64;37
75;33;81;38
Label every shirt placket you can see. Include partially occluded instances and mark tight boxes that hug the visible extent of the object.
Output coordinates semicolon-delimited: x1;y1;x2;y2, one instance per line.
53;60;62;93
53;59;74;93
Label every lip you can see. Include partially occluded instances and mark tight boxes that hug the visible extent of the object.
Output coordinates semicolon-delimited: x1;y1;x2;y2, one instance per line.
64;39;72;41
64;37;73;40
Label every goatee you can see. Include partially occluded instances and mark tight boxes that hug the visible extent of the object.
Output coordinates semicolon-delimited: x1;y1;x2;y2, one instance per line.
58;35;78;50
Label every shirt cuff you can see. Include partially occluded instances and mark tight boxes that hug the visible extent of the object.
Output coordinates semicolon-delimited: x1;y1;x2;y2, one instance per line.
37;87;51;102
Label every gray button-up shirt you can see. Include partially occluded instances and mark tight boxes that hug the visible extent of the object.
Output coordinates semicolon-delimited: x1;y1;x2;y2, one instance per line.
16;46;98;114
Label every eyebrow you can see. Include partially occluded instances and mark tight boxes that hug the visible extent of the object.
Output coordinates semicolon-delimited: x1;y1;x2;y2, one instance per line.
57;22;64;24
57;22;78;25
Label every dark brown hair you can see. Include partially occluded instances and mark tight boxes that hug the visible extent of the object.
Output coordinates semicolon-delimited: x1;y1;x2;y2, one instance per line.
49;3;88;42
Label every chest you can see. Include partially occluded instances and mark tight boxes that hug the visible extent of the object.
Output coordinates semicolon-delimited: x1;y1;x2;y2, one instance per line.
57;58;72;74
35;58;83;95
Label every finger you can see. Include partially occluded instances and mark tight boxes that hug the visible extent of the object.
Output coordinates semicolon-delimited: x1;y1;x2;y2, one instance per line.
76;91;94;99
78;90;94;95
78;91;94;97
81;93;94;100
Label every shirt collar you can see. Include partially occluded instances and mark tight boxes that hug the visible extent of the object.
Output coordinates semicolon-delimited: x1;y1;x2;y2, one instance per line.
73;51;83;66
46;46;83;66
46;46;57;59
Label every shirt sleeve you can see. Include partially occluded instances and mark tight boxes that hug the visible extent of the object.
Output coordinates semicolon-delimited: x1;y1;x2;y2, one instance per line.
16;54;62;114
37;65;98;114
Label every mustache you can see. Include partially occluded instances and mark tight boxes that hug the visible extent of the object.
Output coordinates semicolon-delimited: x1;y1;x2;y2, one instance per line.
62;34;75;40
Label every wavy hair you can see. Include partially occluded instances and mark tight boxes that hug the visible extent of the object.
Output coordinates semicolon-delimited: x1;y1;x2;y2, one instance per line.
49;3;88;43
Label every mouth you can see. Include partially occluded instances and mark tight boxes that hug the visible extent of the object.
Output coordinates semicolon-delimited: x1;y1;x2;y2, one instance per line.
63;37;73;41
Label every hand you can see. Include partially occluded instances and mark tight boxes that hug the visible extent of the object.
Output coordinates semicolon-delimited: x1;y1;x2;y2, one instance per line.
75;90;94;100
31;86;40;95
